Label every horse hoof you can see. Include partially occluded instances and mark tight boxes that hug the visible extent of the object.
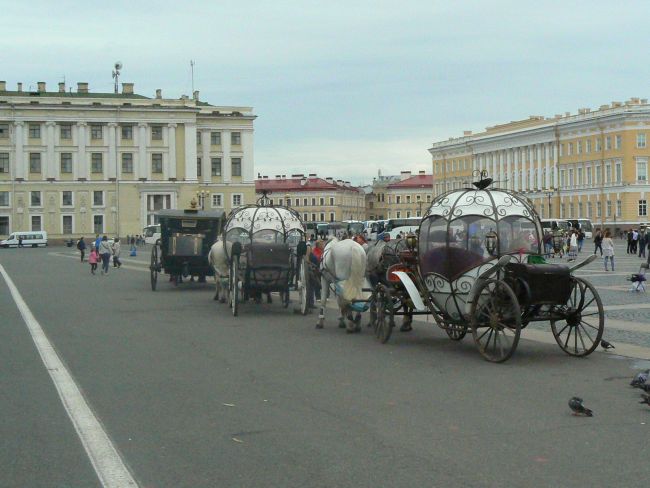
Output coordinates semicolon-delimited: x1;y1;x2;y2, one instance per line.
338;322;346;329
400;324;413;332
316;323;324;329
346;328;355;334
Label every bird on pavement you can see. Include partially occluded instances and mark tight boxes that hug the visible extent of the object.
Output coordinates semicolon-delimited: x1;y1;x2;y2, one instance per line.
600;340;615;350
569;397;593;417
640;394;650;407
631;370;650;387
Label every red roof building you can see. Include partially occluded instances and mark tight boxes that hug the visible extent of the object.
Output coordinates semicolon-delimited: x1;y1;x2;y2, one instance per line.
255;174;365;222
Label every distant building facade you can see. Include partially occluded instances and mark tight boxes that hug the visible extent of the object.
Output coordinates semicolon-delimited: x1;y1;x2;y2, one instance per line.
0;79;256;239
255;174;365;222
429;97;650;230
367;170;433;220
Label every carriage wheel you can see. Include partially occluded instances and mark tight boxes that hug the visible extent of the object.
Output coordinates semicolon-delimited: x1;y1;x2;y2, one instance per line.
373;284;395;344
150;245;158;291
550;277;604;356
230;259;239;317
470;279;521;363
298;260;311;315
445;323;467;341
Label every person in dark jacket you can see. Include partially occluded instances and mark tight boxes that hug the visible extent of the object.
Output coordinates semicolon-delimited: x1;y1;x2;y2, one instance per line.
639;228;647;258
76;236;87;262
593;229;603;256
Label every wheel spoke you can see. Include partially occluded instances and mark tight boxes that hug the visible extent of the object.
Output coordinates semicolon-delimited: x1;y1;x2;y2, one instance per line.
477;327;492;342
577;322;594;345
579;319;601;331
563;325;573;349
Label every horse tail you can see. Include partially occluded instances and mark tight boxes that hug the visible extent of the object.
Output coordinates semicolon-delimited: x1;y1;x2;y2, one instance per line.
340;244;366;302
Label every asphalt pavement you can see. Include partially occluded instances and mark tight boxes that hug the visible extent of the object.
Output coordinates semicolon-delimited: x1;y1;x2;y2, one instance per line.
1;243;649;488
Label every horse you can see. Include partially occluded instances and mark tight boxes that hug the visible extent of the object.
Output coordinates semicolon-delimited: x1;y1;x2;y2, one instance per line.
365;238;413;332
208;239;230;303
317;237;367;332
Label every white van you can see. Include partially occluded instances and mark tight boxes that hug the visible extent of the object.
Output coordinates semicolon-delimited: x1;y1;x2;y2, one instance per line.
1;231;48;248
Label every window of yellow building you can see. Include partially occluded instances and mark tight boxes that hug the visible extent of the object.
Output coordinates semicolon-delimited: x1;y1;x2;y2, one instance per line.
615;134;622;149
577;141;582;154
637;133;646;148
585;139;591;153
605;136;612;150
568;143;573;155
595;138;602;152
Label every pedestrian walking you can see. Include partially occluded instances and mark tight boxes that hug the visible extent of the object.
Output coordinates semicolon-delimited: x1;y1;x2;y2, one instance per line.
639;228;647;258
88;246;99;274
76;236;86;262
98;236;112;275
593;229;603;256
18;236;23;248
577;229;585;253
112;238;122;268
568;230;578;262
603;230;615;271
94;234;102;252
632;228;639;254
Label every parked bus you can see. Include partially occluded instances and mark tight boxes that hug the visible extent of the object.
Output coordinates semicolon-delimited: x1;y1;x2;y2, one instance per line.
1;231;48;248
540;219;571;234
342;220;365;236
567;219;593;238
384;217;421;238
143;224;161;245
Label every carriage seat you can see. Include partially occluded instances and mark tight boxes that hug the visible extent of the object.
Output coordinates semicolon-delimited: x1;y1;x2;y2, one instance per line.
505;262;571;304
420;247;485;280
247;242;291;269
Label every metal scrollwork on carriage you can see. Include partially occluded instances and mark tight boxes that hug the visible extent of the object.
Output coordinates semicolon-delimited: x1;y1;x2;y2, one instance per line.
222;190;308;316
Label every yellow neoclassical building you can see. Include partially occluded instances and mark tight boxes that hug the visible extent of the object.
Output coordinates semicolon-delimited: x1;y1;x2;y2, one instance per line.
430;98;650;232
0;79;256;240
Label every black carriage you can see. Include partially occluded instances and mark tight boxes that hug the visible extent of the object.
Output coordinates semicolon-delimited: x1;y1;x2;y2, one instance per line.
222;192;308;316
372;174;605;362
149;208;224;290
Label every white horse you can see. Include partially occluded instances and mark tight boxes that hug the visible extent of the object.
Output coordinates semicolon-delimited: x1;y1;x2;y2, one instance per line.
317;237;367;332
208;239;231;303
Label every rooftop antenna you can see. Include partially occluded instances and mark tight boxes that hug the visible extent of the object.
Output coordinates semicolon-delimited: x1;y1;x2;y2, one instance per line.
112;61;122;94
190;60;195;93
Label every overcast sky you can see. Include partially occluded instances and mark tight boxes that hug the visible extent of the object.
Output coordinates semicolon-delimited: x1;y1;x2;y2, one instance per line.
2;0;649;184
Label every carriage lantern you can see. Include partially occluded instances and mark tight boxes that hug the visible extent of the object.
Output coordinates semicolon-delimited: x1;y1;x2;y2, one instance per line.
484;230;498;256
405;234;417;250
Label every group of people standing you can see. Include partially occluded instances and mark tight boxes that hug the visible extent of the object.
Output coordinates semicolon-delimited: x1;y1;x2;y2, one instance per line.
625;228;647;257
76;234;122;274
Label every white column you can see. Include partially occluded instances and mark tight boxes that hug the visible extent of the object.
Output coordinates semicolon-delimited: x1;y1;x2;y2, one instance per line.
201;130;211;183
138;123;148;180
537;144;543;189
513;149;519;192
553;143;559;188
491;152;496;180
545;142;551;189
184;123;198;181
222;129;231;183
14;122;25;179
167;124;177;180
506;149;512;190
528;147;535;189
45;121;56;179
77;122;87;180
107;123;117;180
242;129;255;183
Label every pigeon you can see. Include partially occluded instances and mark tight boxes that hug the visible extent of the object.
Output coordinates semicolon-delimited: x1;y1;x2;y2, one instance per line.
639;383;650;393
569;397;593;417
631;369;650;387
640;394;650;407
600;340;615;350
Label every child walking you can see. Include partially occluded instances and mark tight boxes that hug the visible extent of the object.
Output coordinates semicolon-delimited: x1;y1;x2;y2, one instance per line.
603;230;615;271
88;246;99;274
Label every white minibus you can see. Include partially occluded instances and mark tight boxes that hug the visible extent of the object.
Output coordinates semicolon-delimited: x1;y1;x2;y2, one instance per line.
1;231;48;248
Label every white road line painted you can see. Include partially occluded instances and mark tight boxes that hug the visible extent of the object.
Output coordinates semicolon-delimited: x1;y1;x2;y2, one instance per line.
0;264;139;488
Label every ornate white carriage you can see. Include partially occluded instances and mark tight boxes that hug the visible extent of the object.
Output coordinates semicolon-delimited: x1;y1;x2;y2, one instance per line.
380;175;604;362
223;192;307;316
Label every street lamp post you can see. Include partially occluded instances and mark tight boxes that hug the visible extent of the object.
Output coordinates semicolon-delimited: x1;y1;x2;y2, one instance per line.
195;190;208;210
544;187;556;219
